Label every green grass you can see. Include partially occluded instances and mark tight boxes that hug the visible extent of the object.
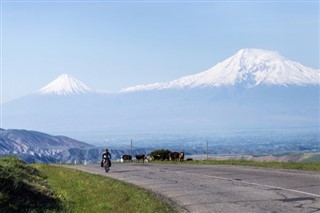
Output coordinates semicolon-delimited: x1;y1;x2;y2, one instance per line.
151;159;320;171
0;157;173;213
0;156;62;212
35;165;173;213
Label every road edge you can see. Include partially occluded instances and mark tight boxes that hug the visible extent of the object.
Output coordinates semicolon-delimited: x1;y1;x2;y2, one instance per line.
58;164;190;213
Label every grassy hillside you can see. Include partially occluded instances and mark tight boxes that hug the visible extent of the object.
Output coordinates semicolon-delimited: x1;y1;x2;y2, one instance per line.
0;157;173;212
0;156;62;212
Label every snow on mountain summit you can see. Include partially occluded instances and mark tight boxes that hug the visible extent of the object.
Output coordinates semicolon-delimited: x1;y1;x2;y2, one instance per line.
38;74;94;95
122;49;320;92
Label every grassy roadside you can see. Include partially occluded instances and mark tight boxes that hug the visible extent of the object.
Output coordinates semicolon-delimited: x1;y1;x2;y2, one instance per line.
150;159;320;172
0;157;173;213
35;165;173;213
0;157;62;212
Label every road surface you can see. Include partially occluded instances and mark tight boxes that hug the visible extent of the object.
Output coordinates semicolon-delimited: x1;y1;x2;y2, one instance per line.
67;163;320;213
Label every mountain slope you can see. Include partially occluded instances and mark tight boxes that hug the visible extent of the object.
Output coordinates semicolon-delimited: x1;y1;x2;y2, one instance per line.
0;129;93;155
122;49;320;92
0;129;155;163
38;74;94;95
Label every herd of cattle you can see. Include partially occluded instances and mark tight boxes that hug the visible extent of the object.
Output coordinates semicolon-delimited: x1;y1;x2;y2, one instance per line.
120;151;189;163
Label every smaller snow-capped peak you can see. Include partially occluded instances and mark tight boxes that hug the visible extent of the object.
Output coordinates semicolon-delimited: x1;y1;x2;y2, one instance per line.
121;49;320;92
38;74;94;95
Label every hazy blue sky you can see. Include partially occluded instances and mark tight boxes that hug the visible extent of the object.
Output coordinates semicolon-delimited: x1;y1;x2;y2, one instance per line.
1;1;319;103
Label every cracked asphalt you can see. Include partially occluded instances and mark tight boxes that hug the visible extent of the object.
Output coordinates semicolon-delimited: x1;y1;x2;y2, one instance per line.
67;163;320;213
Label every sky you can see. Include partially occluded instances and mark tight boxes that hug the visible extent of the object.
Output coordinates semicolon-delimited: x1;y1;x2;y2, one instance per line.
1;0;319;104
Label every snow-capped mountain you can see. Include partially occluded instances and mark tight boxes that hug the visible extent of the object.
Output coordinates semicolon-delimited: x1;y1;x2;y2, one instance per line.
2;49;319;135
38;74;94;95
122;49;320;92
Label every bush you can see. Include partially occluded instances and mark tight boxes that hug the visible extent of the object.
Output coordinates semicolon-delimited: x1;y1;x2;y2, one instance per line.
149;149;171;160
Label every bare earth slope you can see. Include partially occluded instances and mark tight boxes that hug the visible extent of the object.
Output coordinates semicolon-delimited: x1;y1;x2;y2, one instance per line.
68;163;320;213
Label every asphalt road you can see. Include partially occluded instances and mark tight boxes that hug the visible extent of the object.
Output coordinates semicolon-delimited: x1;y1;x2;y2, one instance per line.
68;163;320;213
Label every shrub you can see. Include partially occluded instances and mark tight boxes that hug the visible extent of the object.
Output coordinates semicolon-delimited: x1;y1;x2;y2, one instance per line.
149;149;171;160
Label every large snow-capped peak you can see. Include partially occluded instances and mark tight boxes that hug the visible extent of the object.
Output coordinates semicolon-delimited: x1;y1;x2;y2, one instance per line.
38;74;94;95
121;49;320;92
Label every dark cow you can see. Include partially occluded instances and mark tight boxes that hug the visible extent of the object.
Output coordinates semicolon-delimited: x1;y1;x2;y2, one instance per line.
169;152;180;161
121;155;132;162
179;152;185;161
164;153;171;161
135;154;146;163
186;158;193;161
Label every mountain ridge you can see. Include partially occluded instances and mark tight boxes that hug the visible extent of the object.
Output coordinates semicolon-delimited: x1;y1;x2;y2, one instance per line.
0;128;153;163
0;128;93;153
121;49;319;92
32;49;320;95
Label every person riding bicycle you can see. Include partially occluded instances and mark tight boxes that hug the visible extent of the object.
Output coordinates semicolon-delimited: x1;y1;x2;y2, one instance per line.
101;149;111;167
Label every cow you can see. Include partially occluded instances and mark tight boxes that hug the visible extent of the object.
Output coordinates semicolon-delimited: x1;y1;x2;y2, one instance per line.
121;155;132;162
164;153;171;161
146;155;153;162
169;152;180;161
186;158;193;161
135;154;146;163
179;152;185;161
